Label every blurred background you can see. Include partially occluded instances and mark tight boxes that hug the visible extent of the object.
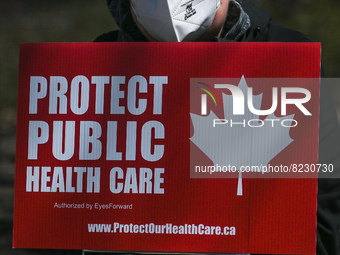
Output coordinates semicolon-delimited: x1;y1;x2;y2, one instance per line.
0;0;339;254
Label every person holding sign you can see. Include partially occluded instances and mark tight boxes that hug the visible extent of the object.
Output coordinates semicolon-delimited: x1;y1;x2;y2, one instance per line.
94;0;340;254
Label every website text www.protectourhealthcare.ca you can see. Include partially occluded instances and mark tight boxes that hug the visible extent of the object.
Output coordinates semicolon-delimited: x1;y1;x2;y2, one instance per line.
88;222;236;235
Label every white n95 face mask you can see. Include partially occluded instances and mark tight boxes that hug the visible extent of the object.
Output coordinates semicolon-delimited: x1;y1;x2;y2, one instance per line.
130;0;221;42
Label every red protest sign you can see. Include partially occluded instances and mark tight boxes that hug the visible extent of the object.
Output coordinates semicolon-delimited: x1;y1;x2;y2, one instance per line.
14;42;320;254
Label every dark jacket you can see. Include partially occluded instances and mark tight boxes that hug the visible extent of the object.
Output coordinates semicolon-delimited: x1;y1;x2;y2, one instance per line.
97;1;340;254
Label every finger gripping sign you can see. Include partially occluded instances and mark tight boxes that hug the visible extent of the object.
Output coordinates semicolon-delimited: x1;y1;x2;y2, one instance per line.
14;42;320;254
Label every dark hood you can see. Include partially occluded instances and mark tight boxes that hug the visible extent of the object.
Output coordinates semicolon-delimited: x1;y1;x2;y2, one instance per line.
239;0;272;42
106;0;148;41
